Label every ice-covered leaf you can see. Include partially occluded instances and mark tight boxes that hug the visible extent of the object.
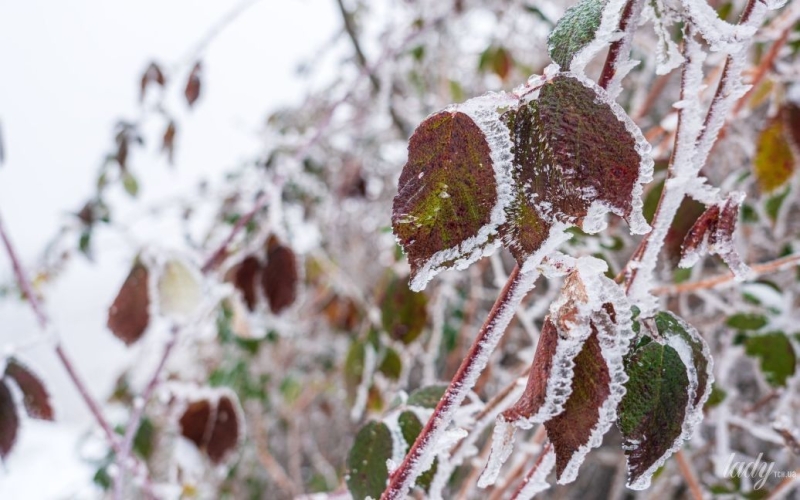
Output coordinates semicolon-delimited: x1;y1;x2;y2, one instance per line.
227;255;262;311
4;359;54;421
380;275;428;344
178;390;243;464
502;73;651;261
744;331;796;387
618;311;713;490
184;61;202;107
544;307;627;483
392;94;514;291
407;385;447;409
107;260;150;346
547;0;605;69
0;380;18;460
754;111;795;193
346;421;393;500
158;259;202;318
679;192;751;279
261;241;298;314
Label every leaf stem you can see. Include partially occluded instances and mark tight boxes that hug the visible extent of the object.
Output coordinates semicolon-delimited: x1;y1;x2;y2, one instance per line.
381;263;538;500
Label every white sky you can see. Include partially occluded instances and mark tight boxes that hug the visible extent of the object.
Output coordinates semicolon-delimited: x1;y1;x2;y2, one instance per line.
0;1;337;496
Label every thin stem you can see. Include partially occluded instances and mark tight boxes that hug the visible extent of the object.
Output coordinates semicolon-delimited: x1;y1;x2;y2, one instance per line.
675;450;704;500
597;0;644;92
0;213;121;451
653;253;800;295
509;441;553;500
381;264;538;500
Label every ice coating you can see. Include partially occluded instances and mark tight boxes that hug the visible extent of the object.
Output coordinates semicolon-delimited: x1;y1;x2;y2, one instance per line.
403;92;519;292
569;0;628;78
477;418;516;487
681;0;758;52
645;0;685;75
515;447;556;500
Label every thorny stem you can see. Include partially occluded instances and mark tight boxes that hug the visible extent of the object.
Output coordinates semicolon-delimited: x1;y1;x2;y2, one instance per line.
381;264;536;500
0;213;122;451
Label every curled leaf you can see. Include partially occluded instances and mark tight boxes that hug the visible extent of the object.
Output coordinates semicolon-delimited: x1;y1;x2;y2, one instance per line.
107;260;150;346
392;94;515;291
4;359;54;421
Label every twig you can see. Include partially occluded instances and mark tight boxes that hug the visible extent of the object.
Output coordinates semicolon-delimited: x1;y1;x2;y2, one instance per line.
381;264;538;500
0;213;121;451
653;253;800;295
732;23;792;116
597;0;645;93
675;450;704;500
509;441;553;500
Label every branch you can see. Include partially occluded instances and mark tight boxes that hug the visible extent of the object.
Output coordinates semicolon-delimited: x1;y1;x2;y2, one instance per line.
598;0;645;93
675;450;704;500
0;213;121;451
653;253;800;295
381;264;539;500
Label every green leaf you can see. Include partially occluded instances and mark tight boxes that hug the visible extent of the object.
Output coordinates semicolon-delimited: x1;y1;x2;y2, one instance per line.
547;0;605;69
744;331;796;387
618;340;690;490
754;112;795;194
501;74;650;261
378;348;402;380
344;340;366;402
397;411;437;491
346;421;393;500
133;417;155;459
391;96;513;290
704;384;727;409
765;186;789;223
122;170;139;197
726;313;768;331
654;311;713;408
380;276;428;344
407;385;448;409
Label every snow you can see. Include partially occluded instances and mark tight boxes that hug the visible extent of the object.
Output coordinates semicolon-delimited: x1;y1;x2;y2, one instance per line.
645;0;685;75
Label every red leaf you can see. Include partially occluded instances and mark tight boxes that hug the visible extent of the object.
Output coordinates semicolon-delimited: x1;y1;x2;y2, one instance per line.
107;260;150;345
140;62;166;102
261;240;298;314
0;380;18;460
229;255;263;311
184;62;202;107
4;359;54;421
178;392;242;463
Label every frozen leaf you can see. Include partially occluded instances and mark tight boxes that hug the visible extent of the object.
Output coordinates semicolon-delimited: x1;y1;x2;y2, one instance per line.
346;421;393;500
407;385;447;409
4;359;54;421
380;275;428;344
158;259;202;318
502;73;651;262
178;391;243;464
161;120;177;165
261;241;298;314
754;112;795;193
679;192;751;279
121;170;139;197
547;0;605;69
744;332;796;387
139;61;165;102
618;340;688;489
392;93;514;291
228;255;262;311
107;260;150;346
618;311;713;490
184;61;202;107
0;380;18;460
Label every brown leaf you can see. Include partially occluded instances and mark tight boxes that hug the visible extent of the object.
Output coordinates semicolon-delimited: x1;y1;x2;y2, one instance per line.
680;204;720;263
0;380;18;460
228;255;262;311
107;260;150;345
184;62;202;108
178;392;242;463
161;120;177;165
680;193;749;278
261;241;298;314
140;62;166;102
4;359;54;421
